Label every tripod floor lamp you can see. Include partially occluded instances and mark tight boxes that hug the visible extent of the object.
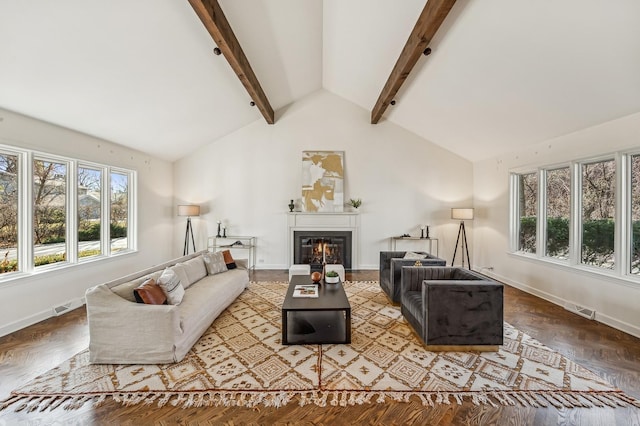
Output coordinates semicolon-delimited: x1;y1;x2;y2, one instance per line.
451;208;474;269
178;205;200;255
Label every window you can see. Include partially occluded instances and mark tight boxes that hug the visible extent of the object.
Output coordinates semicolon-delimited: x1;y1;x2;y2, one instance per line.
110;171;129;254
33;158;68;267
545;167;570;260
580;159;615;269
517;172;537;254
0;144;136;282
78;166;102;259
0;152;18;275
630;155;640;275
510;152;640;281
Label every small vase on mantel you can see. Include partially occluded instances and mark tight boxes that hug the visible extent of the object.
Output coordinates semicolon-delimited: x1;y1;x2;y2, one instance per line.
288;200;295;212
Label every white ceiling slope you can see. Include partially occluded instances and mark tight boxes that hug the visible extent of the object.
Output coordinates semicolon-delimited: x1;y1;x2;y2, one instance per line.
1;1;639;163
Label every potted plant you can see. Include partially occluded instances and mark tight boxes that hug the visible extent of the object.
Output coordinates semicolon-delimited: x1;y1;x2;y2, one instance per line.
348;198;362;210
325;270;340;284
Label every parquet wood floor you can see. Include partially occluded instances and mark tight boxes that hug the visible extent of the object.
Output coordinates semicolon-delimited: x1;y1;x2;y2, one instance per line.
1;269;639;425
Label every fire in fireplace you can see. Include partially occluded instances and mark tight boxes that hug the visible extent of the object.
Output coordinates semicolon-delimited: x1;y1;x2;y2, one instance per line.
293;231;352;272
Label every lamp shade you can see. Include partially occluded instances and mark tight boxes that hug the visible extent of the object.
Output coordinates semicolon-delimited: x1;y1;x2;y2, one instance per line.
177;205;200;217
451;208;474;220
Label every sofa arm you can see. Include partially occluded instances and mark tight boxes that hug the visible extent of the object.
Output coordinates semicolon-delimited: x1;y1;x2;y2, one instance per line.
86;284;182;363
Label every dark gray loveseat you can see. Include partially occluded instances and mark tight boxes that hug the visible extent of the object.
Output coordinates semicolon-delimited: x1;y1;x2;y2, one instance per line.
379;251;447;303
400;266;503;350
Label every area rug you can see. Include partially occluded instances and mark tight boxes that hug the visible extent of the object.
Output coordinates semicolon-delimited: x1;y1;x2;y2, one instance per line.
2;280;639;412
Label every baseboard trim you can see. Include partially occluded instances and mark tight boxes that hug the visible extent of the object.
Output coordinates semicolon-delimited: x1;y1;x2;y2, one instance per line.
0;309;52;338
484;270;640;339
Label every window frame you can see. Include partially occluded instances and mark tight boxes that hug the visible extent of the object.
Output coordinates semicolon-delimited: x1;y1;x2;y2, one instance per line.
0;144;137;284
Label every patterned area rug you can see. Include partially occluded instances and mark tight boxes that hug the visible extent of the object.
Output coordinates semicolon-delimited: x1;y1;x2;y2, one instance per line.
2;280;639;412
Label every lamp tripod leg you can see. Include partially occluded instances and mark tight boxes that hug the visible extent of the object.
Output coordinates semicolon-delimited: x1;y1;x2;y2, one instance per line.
461;222;471;269
183;220;190;256
452;222;463;266
188;218;196;254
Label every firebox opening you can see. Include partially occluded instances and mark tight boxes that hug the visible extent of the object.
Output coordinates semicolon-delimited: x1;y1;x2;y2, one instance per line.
294;231;352;272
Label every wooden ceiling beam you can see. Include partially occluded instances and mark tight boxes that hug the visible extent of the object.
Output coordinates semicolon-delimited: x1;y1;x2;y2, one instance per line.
188;0;275;124
371;0;457;124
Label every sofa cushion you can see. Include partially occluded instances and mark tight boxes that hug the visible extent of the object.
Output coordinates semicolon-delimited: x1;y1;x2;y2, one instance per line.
169;264;191;290
158;268;185;305
133;279;167;305
403;251;427;260
111;271;162;302
222;250;237;269
181;256;208;284
203;251;228;275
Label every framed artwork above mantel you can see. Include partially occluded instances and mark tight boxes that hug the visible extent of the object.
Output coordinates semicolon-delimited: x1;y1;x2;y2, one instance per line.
301;151;344;213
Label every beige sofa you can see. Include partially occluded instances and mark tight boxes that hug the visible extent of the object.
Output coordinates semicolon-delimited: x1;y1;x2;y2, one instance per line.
85;251;249;364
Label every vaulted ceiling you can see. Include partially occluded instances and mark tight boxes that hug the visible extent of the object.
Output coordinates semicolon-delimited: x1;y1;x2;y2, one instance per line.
1;0;639;162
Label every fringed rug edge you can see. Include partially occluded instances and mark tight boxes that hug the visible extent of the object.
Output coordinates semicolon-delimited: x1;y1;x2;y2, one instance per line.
2;390;639;413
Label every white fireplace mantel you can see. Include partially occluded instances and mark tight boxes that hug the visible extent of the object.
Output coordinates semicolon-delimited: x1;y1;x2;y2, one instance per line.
287;212;360;269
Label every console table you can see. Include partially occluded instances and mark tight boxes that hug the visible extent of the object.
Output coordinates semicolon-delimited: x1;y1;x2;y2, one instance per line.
390;236;439;256
208;236;256;270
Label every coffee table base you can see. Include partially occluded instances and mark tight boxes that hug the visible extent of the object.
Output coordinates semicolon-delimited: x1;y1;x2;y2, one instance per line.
282;310;350;345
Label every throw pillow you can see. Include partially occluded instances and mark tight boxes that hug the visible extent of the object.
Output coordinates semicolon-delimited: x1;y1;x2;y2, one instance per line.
157;268;185;305
133;279;167;305
203;251;228;275
403;251;427;260
222;250;237;269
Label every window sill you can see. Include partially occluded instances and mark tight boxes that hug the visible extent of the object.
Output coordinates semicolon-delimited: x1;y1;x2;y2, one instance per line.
0;249;138;288
508;251;640;289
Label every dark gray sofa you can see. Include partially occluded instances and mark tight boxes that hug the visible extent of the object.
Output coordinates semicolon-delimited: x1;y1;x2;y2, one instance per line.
400;266;503;349
379;251;447;303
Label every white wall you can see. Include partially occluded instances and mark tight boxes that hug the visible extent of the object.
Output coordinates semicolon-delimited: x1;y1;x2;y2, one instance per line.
473;112;640;338
173;90;473;269
0;108;174;336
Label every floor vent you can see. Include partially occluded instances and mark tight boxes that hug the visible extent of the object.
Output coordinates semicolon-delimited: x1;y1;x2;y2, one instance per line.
52;298;84;316
564;303;595;320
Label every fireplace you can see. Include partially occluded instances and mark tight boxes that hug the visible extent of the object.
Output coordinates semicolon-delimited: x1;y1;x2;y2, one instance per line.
294;231;352;272
287;212;359;269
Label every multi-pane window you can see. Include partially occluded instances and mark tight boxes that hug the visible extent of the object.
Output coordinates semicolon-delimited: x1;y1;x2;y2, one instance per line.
0;145;135;280
580;159;616;269
510;153;640;280
545;167;570;260
110;171;129;254
33;159;68;267
78;166;102;259
630;155;640;275
0;153;18;275
517;173;537;253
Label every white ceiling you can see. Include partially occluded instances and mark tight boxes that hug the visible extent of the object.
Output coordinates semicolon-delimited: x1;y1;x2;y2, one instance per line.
1;0;639;162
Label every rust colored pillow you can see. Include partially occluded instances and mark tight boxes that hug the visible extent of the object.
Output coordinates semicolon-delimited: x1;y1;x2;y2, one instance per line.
221;250;237;269
133;279;167;305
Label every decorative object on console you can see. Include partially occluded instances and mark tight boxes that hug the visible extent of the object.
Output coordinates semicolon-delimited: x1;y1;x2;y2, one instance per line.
216;220;222;238
178;204;200;255
451;208;474;269
301;151;344;213
222;226;227;238
288;199;295;212
420;224;430;239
